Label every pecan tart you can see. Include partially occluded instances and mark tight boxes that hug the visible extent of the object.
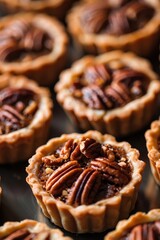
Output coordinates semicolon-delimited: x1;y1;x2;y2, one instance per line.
26;130;145;233
0;13;68;86
0;75;52;164
145;120;160;185
105;209;160;240
0;219;72;240
55;51;160;137
67;0;160;55
0;0;76;20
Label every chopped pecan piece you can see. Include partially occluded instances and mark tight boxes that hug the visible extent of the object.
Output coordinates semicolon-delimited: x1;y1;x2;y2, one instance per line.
84;64;111;87
79;138;102;158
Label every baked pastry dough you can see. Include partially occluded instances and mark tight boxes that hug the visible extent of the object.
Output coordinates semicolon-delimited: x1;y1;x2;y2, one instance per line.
145;120;160;185
26;130;145;233
0;0;76;20
0;13;68;86
105;209;160;239
55;51;160;137
0;74;53;164
0;219;72;239
67;0;160;55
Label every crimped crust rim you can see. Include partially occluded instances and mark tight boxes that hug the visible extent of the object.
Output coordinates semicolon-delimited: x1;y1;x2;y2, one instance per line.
0;219;72;240
145;120;160;184
105;209;160;239
26;130;145;215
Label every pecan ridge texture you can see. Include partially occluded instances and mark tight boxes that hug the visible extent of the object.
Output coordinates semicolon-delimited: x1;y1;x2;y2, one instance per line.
39;137;132;207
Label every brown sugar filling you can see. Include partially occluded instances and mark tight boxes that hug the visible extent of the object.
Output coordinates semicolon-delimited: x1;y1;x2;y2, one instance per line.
120;221;160;240
0;87;38;134
38;137;132;207
1;227;50;240
70;64;149;110
0;19;53;62
81;0;155;35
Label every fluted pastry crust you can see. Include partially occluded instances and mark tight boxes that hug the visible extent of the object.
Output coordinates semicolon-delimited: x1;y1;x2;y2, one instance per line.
67;0;160;56
105;209;160;240
0;0;75;20
0;13;68;86
0;74;53;164
145;120;160;185
26;130;145;233
0;219;72;240
55;51;160;137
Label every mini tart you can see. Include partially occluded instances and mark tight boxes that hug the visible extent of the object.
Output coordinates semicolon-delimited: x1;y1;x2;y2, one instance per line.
0;74;53;164
145;120;160;185
0;219;72;240
67;0;160;55
26;130;145;233
55;51;160;137
0;0;76;20
0;13;68;86
105;209;160;240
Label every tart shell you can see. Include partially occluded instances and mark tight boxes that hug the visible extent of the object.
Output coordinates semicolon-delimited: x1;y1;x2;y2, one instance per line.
55;51;160;137
0;13;68;86
26;130;145;233
0;0;76;20
0;74;53;164
0;219;72;240
67;0;160;56
145;120;160;185
105;209;160;240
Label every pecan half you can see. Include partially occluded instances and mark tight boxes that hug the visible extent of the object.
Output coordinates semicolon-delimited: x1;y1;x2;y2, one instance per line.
67;168;101;206
124;221;160;240
90;157;130;186
81;3;108;33
0;87;38;134
46;161;82;196
0;105;25;134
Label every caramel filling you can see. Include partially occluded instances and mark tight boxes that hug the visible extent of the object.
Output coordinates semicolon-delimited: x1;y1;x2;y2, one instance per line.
81;0;154;35
1;227;50;240
0;87;38;134
0;19;53;62
38;137;131;207
70;64;149;110
120;221;160;240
